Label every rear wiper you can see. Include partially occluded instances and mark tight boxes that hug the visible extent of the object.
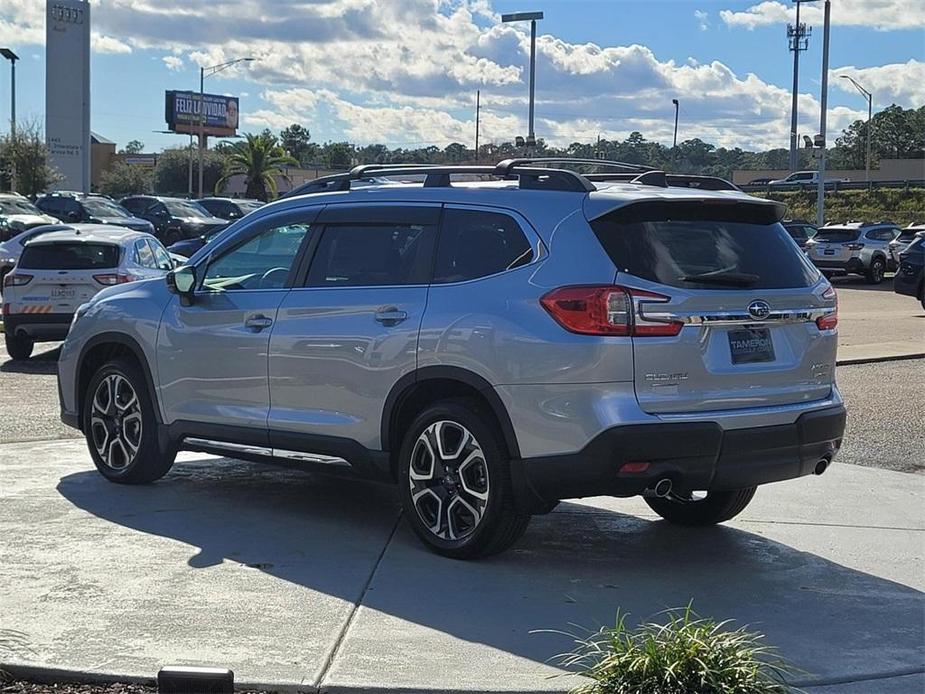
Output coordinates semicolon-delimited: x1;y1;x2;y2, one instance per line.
678;271;759;287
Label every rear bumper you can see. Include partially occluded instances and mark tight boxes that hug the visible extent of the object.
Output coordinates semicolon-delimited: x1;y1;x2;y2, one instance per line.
3;313;72;341
812;258;864;273
512;405;846;512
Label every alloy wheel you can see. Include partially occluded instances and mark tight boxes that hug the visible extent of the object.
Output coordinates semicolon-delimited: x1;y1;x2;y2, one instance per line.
408;420;490;541
90;374;143;470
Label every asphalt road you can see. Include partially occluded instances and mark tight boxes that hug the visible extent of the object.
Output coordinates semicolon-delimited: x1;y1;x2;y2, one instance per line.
1;340;921;474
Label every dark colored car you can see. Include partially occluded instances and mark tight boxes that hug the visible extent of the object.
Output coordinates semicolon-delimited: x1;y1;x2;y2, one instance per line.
196;197;265;221
893;231;925;310
783;219;817;250
119;196;229;246
167;225;228;258
35;193;155;235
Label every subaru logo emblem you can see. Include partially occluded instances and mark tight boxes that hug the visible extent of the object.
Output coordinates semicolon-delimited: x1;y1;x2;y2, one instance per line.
747;300;772;320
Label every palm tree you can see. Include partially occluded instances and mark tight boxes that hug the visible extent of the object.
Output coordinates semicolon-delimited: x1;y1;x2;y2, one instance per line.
215;132;298;201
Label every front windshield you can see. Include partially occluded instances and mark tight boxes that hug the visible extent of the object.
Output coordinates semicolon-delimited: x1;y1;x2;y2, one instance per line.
165;200;211;219
82;198;131;218
0;198;43;216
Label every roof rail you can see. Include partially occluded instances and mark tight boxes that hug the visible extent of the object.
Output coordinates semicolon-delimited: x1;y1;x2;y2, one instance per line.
283;162;595;198
495;157;655;174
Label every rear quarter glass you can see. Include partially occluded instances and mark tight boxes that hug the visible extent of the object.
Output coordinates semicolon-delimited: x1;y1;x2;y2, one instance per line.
590;201;818;290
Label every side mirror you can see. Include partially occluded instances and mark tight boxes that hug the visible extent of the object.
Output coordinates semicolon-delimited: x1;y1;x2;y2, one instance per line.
166;265;197;306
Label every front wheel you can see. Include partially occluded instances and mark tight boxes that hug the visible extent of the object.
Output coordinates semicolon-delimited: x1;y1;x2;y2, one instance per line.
865;257;885;284
645;487;756;526
5;332;34;361
398;399;530;559
83;357;176;484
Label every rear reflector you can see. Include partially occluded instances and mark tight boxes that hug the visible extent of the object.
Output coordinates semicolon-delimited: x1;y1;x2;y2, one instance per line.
3;273;32;288
619;462;651;473
540;285;683;337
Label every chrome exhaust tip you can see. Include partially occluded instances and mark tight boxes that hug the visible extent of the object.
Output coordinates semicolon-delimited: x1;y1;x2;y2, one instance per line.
644;478;673;498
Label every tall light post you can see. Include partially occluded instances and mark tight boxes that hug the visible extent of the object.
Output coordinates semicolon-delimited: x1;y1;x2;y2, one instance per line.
840;75;873;182
672;99;679;149
815;0;831;227
787;1;811;172
198;57;254;197
501;11;543;147
1;48;19;192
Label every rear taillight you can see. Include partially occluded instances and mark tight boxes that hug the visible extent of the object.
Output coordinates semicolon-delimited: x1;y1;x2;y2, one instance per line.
3;273;33;287
93;272;134;286
540;285;683;337
817;286;838;330
844;242;865;251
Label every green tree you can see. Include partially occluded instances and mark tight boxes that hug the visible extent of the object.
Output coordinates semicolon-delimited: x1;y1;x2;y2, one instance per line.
323;142;353;170
0;122;62;196
215;132;298;201
120;140;145;155
280;124;318;165
99;161;153;197
153;147;226;196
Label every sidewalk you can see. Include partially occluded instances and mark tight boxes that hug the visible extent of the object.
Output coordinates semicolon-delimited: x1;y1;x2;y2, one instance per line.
1;440;923;693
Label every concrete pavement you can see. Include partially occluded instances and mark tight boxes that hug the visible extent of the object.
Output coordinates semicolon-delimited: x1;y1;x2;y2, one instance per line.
1;439;922;692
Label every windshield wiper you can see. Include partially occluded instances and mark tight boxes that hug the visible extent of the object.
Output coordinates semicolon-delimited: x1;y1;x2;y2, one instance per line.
678;270;759;287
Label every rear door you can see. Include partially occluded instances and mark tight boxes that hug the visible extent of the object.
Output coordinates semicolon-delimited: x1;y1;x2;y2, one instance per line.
11;240;121;316
267;204;437;451
809;227;859;264
590;201;836;414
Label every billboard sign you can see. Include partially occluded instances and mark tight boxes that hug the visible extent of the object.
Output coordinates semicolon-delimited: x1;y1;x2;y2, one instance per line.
165;91;239;138
46;0;91;193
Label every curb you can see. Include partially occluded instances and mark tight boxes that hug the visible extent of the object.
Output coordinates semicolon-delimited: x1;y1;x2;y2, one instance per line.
837;352;925;366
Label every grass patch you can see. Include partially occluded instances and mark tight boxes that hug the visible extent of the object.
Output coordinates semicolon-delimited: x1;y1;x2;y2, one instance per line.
750;187;925;226
552;605;798;694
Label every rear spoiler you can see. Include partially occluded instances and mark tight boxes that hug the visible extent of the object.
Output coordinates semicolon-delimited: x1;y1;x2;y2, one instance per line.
584;195;787;225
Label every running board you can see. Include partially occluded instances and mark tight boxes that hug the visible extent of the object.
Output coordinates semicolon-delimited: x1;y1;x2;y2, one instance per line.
182;437;351;467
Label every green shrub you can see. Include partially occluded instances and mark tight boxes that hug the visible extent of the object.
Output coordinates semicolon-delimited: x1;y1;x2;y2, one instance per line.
554;606;796;694
750;188;925;226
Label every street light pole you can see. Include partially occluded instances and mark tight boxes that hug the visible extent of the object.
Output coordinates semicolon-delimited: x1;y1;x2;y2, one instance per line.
197;57;255;198
815;0;831;227
787;1;811;172
840;75;873;182
501;11;543;147
672;99;679;149
1;48;19;192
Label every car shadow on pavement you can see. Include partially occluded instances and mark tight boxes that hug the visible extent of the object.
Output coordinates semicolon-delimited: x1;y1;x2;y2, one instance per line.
828;275;899;292
56;458;924;686
0;346;60;375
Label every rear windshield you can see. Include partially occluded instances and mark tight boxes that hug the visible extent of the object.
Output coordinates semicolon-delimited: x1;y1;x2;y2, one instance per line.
591;202;818;290
814;228;861;243
20;242;120;270
897;229;922;241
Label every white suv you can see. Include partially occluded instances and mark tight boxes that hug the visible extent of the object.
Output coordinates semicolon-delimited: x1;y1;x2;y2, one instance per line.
2;225;173;360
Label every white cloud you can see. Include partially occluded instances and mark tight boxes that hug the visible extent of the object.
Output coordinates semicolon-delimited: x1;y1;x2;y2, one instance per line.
91;33;132;54
832;60;925;109
162;55;183;71
720;0;925;31
694;10;710;32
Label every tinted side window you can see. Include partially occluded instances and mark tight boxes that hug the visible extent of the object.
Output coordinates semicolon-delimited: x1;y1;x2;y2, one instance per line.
149;239;173;270
307;224;435;287
121;198;143;213
38;198;62;214
433;208;534;284
204;223;311;291
134;239;156;268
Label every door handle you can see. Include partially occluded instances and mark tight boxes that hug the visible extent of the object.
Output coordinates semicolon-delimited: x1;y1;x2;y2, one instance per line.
374;307;408;325
244;314;273;331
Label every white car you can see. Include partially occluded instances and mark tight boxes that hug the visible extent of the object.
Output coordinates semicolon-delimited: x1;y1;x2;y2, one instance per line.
769;171;850;186
0;224;72;285
2;225;174;360
888;224;925;266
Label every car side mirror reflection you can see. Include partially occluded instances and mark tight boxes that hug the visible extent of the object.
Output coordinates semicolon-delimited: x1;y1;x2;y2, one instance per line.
167;265;197;305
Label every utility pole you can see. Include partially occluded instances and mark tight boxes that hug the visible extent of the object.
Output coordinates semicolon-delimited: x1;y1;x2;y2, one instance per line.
788;2;811;173
475;89;480;163
840;75;873;182
815;0;831;227
501;11;543;148
1;48;18;192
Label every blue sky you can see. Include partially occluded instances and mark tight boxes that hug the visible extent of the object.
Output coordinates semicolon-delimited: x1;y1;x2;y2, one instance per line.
1;0;923;154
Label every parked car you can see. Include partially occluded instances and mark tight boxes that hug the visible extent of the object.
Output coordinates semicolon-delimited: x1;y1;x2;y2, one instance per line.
747;177;773;185
120;195;229;246
805;221;900;283
0;224;72;285
2;225;173;360
57;159;845;558
196;197;265;221
0;192;58;241
167;225;229;258
782;219;817;250
769;171;849;187
888;224;925;266
35;192;155;235
893;230;925;310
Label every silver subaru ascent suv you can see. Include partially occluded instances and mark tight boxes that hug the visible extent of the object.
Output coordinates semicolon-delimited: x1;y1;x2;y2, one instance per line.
57;159;846;558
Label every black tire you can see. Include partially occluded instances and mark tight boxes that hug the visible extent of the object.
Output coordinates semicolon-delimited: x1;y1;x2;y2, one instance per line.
163;228;183;246
398;398;530;559
645;487;756;526
865;256;886;284
4;332;34;361
83;357;176;484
